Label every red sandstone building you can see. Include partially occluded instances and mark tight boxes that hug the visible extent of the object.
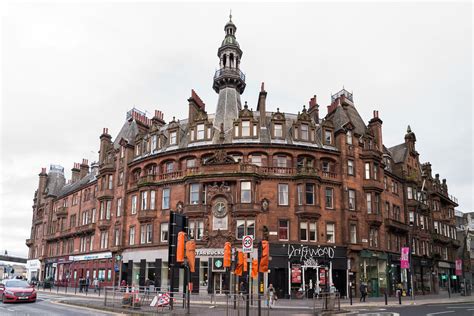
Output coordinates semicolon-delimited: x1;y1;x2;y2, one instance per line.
25;16;460;298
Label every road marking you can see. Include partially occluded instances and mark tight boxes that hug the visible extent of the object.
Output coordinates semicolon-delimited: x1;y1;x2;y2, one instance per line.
467;309;474;311
427;312;454;316
446;306;474;309
50;300;121;315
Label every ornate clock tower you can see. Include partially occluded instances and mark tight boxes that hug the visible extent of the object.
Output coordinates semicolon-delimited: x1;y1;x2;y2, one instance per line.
212;13;246;143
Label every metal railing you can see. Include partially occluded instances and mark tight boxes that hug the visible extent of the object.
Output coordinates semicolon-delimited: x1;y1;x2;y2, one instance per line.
214;68;246;81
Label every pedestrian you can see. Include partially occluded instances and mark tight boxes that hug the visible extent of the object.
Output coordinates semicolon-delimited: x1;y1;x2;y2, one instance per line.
359;282;367;302
85;277;90;293
239;281;246;300
93;278;99;293
267;283;275;308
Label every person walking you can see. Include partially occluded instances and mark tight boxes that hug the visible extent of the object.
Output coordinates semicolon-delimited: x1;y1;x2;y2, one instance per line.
267;283;275;308
93;278;99;293
359;282;367;302
85;277;90;293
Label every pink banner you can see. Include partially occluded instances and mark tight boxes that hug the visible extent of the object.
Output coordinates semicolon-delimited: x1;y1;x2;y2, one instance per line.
455;259;462;276
401;247;410;269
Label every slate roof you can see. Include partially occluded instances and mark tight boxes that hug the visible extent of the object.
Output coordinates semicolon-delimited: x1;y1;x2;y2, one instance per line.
388;143;408;163
57;172;97;198
328;103;366;136
113;119;140;149
45;169;65;197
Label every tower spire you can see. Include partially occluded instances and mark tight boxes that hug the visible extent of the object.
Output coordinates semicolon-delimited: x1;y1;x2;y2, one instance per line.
229;9;232;22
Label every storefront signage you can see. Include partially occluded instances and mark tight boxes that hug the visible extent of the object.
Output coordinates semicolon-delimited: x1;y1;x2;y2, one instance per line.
288;244;335;261
455;259;462;276
26;260;40;270
291;265;301;283
70;252;112;262
401;247;410;269
196;248;236;257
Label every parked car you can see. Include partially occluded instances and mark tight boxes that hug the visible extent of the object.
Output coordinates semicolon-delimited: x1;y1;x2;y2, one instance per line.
0;279;37;303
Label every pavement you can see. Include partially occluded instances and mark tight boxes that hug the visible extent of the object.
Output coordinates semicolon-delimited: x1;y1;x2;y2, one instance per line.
8;289;471;315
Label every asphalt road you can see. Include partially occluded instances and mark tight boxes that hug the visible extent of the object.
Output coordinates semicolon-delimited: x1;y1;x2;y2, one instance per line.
0;292;114;315
345;302;474;316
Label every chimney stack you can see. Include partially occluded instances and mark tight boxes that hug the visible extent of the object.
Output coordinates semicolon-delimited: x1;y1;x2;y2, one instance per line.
308;95;319;123
71;163;80;183
37;168;48;204
368;109;383;150
80;159;89;179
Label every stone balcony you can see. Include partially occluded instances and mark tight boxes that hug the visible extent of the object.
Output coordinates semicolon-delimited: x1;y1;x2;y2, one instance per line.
366;213;383;226
97;189;114;200
25;238;33;246
137;209;157;222
363;179;384;192
384;218;409;233
76;223;96;234
56;207;68;217
432;233;450;244
97;219;112;230
295;205;321;219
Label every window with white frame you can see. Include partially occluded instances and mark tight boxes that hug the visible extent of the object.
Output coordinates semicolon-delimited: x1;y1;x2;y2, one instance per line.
114;228;120;246
297;184;303;205
324;130;332;144
305;183;315;205
348;190;356;210
350;224;357;243
186;158;196;168
346;130;353;145
326;223;335;243
407;187;413;200
275;156;287;168
325;187;333;209
409;211;414;225
236;219;255;239
150;191;156;209
369;228;378;247
274;123;283;138
309;222;317;241
162;188;170;209
131;195;137;214
250;155;262;166
146;223;153;243
348;160;354;175
301;124;309;140
166;162;173;173
151;135;158;151
129;226;135;245
196;124;205;140
140;224;147;244
278;220;289;240
106;200;111;219
366;193;372;214
169;131;177;145
160;223;169;242
116;198;122;217
141;191;148;210
373;164;378;180
108;175;113;189
240;181;251;203
91;208;96;223
364;163;370;179
300;222;308;241
278;184;289;205
322;161;330;173
190;183;200;204
100;231;108;249
241;121;250;137
119;172;124;185
188;220;204;240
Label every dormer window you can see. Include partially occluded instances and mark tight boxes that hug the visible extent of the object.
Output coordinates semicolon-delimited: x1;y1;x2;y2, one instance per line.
169;131;177;145
242;121;250;137
324;130;332;144
151;135;158;151
135;142;141;156
299;124;308;140
196;124;205;140
346;130;353;145
274;123;283;138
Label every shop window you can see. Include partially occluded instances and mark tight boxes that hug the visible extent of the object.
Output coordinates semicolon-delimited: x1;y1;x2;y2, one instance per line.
240;181;251;203
326;223;335;243
325;187;333;209
278;184;289;206
160;223;169;242
278;220;289;241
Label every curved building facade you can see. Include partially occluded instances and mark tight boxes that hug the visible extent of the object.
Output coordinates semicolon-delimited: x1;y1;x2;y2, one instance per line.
26;16;460;298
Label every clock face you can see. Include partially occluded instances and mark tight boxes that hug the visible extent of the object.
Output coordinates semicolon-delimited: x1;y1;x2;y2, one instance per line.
213;200;228;218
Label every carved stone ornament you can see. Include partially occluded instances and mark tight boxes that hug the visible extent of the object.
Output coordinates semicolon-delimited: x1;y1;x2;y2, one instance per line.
261;198;270;212
207;182;232;200
203;149;236;165
203;229;234;247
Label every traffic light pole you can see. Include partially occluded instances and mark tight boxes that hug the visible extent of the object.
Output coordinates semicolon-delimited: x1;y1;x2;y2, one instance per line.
246;254;250;316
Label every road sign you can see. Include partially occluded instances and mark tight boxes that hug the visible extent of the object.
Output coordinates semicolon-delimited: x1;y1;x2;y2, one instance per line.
114;264;119;272
242;235;253;253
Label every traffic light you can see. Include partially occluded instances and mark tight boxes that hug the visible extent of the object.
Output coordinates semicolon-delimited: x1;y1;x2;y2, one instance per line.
251;259;258;280
259;240;269;273
235;251;244;276
224;242;232;268
186;240;196;272
177;231;186;263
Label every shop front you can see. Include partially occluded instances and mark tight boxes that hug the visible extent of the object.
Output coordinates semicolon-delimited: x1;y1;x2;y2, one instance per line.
412;257;434;295
26;259;41;283
437;261;456;292
387;253;401;296
359;250;387;297
121;249;167;289
68;251;115;286
269;244;348;299
44;256;70;282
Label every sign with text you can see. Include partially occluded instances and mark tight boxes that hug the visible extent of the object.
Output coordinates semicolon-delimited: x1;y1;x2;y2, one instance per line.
401;247;410;269
455;259;462;276
242;235;254;253
291;264;301;283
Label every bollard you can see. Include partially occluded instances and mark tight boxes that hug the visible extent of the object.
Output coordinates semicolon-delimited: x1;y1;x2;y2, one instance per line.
399;292;402;305
384;292;387;305
258;293;261;316
349;287;352;305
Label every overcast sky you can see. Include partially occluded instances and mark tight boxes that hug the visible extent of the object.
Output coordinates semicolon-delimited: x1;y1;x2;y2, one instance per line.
0;2;472;257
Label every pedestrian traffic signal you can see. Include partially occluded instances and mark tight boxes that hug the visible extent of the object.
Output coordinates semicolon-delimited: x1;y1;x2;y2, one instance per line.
177;231;186;263
259;240;269;273
186;240;196;272
224;242;232;268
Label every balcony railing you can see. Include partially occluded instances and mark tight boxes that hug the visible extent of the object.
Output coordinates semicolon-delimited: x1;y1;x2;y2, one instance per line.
76;223;96;234
366;213;383;226
214;68;246;82
56;207;68;217
97;219;112;229
137;209;157;222
384;218;409;232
